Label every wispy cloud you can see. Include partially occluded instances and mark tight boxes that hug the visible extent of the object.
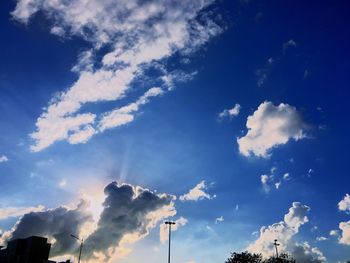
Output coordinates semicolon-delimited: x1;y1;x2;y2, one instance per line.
179;180;215;201
219;103;241;119
255;39;297;87
0;205;44;220
215;216;224;224
11;0;222;151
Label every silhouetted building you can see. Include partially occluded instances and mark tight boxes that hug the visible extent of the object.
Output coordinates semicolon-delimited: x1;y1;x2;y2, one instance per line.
0;236;70;263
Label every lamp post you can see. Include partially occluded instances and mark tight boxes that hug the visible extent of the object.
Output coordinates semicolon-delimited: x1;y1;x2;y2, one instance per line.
165;221;176;263
70;234;83;263
273;239;280;259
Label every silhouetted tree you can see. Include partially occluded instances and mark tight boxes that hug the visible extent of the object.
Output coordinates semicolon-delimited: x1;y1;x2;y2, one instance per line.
225;251;263;263
263;253;296;263
225;252;296;263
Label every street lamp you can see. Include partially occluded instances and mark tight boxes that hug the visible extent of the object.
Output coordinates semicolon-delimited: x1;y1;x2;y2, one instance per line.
165;221;176;263
70;234;83;263
273;239;280;259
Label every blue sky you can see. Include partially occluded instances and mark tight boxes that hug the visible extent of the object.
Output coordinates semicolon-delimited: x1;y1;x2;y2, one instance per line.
1;0;350;262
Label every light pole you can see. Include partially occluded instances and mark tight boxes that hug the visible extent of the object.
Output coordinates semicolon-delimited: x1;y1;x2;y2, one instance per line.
165;221;176;263
273;239;280;259
71;234;83;263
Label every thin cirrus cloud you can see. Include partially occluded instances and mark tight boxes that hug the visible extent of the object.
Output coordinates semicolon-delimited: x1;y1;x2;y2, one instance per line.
0;181;177;261
0;205;44;220
179;180;216;201
11;0;223;152
247;202;326;262
237;101;308;158
219;103;241;119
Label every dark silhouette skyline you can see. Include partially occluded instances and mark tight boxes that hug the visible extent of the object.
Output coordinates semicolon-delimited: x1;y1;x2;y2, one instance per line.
0;236;70;263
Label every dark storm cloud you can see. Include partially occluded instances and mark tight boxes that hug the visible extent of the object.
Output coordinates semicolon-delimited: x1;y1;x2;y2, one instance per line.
1;181;174;259
5;200;92;257
83;181;174;259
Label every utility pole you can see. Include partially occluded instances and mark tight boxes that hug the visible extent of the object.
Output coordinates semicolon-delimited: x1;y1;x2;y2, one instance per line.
165;221;176;263
71;234;84;263
273;239;280;259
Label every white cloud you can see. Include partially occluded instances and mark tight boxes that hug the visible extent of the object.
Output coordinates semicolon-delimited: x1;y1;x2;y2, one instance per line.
0;205;45;220
0;155;8;163
58;179;67;188
316;236;327;241
215;216;224;224
260;168;290;193
98;87;164;132
338;194;350;213
247;202;310;256
329;230;339;236
11;0;222;151
159;217;188;243
179;180;215;201
261;174;273;193
337;194;350;245
283;39;297;53
292;242;326;263
339;220;350;245
307;168;314;177
237;101;307;158
283;173;290;180
1;181;177;260
247;202;325;262
219;103;241;119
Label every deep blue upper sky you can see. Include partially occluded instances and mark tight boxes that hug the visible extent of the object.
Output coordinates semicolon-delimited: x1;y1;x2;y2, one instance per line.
0;1;350;262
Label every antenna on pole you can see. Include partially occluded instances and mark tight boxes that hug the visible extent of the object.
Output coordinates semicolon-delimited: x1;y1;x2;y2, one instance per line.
71;234;84;263
165;221;176;263
273;239;280;259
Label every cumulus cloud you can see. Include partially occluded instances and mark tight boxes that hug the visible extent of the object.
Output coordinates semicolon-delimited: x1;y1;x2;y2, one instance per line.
1;181;177;261
237;101;307;158
316;236;327;241
337;194;350;245
179;180;215;201
82;182;176;259
291;242;326;263
247;202;325;262
338;194;350;213
0;155;8;163
159;217;188;243
219;103;241;119
0;200;92;257
0;205;44;220
339;220;350;245
11;0;222;151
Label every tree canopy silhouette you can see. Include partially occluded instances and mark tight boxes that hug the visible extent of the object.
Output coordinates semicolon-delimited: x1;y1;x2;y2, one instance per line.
225;251;262;263
226;251;296;263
